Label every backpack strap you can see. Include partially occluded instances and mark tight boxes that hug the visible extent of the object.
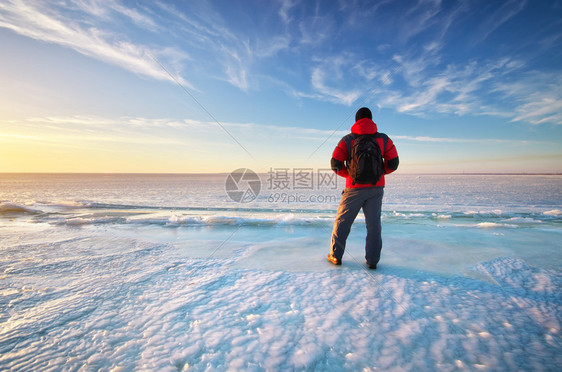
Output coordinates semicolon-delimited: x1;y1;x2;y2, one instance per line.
378;133;389;155
342;133;356;163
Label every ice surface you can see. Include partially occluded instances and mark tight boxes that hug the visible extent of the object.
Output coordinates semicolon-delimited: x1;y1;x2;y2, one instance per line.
0;203;41;215
0;174;561;370
1;225;560;371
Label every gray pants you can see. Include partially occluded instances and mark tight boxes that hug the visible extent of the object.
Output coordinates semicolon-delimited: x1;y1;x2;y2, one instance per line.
330;187;384;265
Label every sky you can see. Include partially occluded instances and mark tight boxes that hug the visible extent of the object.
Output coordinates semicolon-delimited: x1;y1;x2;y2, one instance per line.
0;0;561;174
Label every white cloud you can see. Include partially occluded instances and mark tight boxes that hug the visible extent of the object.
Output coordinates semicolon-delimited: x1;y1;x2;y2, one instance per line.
493;72;562;125
255;36;291;59
27;115;546;153
394;135;472;143
392;50;442;88
297;15;334;46
152;1;255;91
1;116;197;148
392;135;549;146
395;75;451;113
224;63;250;92
110;2;158;31
278;0;296;24
476;0;527;42
380;51;545;121
295;55;370;106
24;115;208;130
1;0;558;129
0;0;191;86
353;61;384;82
512;98;562;125
13;115;347;145
156;0;292;92
400;0;443;42
310;66;361;106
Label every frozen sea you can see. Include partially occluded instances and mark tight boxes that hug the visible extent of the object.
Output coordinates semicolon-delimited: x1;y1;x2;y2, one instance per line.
0;173;561;371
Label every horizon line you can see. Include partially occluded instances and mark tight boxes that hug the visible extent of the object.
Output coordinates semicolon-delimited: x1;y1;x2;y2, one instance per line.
1;172;561;176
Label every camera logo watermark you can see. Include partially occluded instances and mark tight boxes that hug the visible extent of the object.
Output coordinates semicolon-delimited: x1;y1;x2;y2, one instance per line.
225;168;261;203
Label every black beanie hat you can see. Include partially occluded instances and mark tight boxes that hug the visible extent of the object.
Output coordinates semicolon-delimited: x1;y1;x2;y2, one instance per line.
355;107;372;121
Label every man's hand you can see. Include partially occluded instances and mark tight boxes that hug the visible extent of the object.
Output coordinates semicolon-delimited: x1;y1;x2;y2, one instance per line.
331;158;344;172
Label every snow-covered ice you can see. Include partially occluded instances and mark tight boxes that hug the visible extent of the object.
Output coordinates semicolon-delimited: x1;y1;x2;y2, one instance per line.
0;174;561;371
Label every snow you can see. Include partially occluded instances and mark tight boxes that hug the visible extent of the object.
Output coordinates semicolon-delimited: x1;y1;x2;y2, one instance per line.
0;174;561;371
0;203;40;215
544;209;561;216
1;223;561;371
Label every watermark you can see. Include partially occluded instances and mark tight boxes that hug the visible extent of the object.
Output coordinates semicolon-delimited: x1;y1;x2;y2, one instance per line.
266;193;338;204
225;168;339;203
225;168;261;203
266;168;339;190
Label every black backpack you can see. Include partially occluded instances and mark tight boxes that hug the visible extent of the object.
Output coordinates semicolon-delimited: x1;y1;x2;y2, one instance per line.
344;133;388;185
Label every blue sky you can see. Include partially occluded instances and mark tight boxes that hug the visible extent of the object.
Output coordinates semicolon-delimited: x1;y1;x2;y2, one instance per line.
0;0;561;173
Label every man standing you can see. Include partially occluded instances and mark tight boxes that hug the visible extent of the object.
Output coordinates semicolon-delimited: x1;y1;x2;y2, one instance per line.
328;107;399;269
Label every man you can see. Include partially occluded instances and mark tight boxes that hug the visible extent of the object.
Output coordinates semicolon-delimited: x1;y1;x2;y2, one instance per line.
328;107;399;269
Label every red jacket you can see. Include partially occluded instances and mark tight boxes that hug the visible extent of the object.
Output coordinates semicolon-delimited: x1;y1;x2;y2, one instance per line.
331;118;399;188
